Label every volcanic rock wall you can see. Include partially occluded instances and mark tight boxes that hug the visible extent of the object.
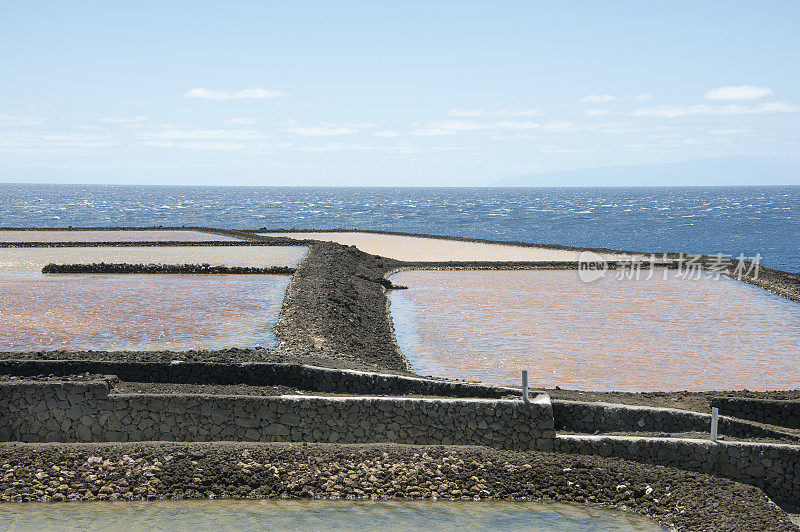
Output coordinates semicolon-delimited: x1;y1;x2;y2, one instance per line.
0;381;554;451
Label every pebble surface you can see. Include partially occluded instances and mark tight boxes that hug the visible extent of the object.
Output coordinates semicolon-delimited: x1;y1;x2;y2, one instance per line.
0;442;796;531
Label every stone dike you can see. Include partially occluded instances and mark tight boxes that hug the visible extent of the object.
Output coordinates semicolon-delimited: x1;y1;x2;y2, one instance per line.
274;240;409;371
554;399;800;443
0;380;554;451
41;263;295;275
713;396;800;430
3;443;795;531
556;434;800;510
0;359;515;398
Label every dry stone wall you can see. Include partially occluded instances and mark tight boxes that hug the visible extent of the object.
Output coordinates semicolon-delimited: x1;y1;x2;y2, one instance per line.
554;400;799;442
0;381;554;451
712;396;800;430
556;434;800;509
0;359;515;398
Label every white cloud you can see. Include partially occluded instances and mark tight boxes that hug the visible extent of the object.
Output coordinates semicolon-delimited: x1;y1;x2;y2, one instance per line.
543;121;576;132
630;101;799;117
422;120;540;133
319;121;376;128
581;93;654;103
489;133;539;141
709;128;748;135
183;89;232;100
224;118;257;125
584;109;615;117
0;114;44;126
540;121;636;134
287;126;358;136
141;140;249;151
184;88;287;100
495;120;539;130
0;131;119;150
98;116;150;125
373;130;400;137
235;88;285;99
428;120;490;131
141;129;271;141
448;108;541;117
409;128;458;136
704;85;773;101
580;94;617;103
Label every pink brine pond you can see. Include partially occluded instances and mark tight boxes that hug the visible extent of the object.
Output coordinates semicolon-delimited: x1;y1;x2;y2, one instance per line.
0;274;289;352
387;269;800;392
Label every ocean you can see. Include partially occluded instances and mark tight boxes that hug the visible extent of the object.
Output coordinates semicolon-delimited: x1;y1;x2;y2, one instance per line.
1;184;798;271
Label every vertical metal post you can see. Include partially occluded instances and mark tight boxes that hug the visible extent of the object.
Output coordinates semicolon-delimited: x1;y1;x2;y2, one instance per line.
522;370;530;404
710;407;719;442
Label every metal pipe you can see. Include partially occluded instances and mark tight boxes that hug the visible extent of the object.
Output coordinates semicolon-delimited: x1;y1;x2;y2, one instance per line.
522;370;530;404
710;407;719;442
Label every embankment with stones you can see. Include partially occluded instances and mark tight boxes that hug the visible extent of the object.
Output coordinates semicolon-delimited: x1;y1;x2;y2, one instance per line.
0;380;554;451
2;443;796;531
556;434;800;511
41;263;295;275
4;377;800;514
0;359;516;398
274;241;409;372
554;399;800;443
713;396;800;430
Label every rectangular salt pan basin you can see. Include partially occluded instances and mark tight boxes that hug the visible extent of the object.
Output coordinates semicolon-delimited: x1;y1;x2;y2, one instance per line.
261;232;610;262
0;230;241;242
0;274;289;352
388;269;800;392
0;246;308;274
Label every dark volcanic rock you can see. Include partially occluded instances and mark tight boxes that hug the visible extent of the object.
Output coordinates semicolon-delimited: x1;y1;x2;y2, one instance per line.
0;442;795;531
42;263;295;275
275;241;409;372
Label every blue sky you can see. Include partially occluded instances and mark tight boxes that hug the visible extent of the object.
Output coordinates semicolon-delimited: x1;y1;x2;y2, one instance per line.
1;1;798;186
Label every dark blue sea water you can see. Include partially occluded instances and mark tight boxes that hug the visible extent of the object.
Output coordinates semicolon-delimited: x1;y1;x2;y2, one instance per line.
1;184;798;271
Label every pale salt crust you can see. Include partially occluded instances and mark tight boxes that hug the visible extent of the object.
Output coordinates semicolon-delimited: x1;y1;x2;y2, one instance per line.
0;230;241;243
261;232;628;262
0;246;308;274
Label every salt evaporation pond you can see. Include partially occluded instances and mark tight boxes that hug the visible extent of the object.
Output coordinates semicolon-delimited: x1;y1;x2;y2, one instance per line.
0;246;308;274
0;274;290;352
0;245;306;351
0;499;664;531
261;231;630;262
388;270;800;392
0;274;289;352
0;230;241;242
